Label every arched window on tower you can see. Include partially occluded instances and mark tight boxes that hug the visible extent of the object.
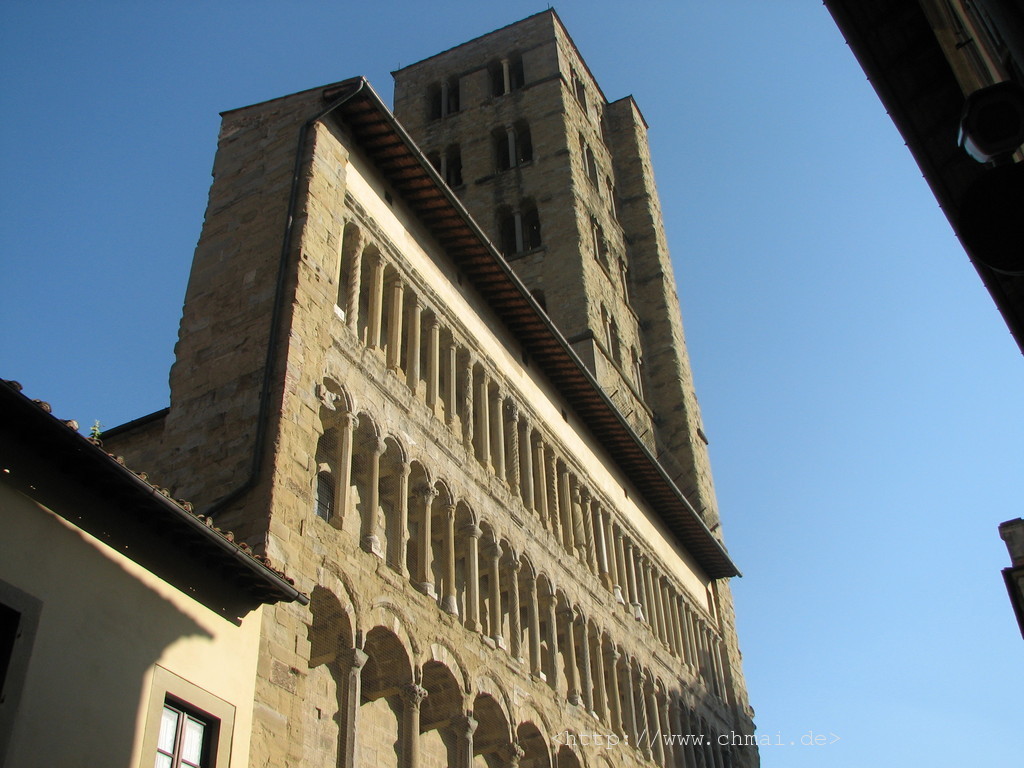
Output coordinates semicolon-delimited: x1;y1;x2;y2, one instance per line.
522;202;541;250
496;200;542;256
571;68;587;112
490;54;525;96
494;123;532;172
590;216;607;266
316;471;335;521
631;347;645;397
445;144;463;187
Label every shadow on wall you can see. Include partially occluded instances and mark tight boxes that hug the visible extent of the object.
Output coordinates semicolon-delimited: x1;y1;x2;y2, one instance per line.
0;491;213;767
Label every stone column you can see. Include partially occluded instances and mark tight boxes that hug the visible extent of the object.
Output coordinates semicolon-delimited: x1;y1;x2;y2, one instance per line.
576;614;593;713
638;672;653;761
580;489;597;574
426;315;440;412
527;573;542;677
559;469;574;553
506;125;517;168
606;648;622;737
444;342;457;426
345;234;364;333
669;698;691;768
340;647;368;768
463;523;481;632
561;608;580;705
366;258;386;349
646;683;664;766
545;594;559;689
492;389;506;482
401;683;428;768
519;418;533;509
501;58;511;94
506;401;520;496
513;210;523;253
613;528;627;606
393;460;410;576
508;556;522;661
487;542;504;648
361;436;386;557
440;81;449;117
416;486;438;597
591;628;607;722
685;606;699;672
668;591;683;658
533;438;547;523
456;714;477;768
545;451;560;540
336;412;356;525
476;372;491;468
653;572;667;643
711;635;727;700
386;279;405;372
659;692;675;768
406;293;422;392
641;558;656;629
442;504;459;615
594;504;611;589
623;663;639;748
461;358;475;451
625;541;642;621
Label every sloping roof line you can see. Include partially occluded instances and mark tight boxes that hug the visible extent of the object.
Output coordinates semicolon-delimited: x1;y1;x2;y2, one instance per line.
323;78;740;579
0;379;308;606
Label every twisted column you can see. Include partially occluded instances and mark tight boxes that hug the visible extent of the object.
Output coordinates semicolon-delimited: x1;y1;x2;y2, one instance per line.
508;556;523;661
505;401;520;495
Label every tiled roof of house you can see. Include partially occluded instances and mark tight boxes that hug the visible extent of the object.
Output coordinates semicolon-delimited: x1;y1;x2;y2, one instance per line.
0;379;308;607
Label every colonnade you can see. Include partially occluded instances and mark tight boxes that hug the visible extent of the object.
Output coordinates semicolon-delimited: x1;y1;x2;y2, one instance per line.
324;219;731;722
310;596;741;768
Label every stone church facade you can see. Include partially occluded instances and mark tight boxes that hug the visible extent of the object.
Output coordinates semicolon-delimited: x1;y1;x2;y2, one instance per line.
106;11;758;768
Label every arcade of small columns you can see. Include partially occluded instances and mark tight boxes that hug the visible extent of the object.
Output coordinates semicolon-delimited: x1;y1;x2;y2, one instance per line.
316;218;733;723
307;596;739;768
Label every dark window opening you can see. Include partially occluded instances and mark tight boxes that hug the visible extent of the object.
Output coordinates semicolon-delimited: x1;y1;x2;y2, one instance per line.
445;145;463;187
490;54;525;96
494;123;532;172
315;471;334;521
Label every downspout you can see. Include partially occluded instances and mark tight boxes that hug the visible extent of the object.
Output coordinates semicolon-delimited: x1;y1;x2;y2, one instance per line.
204;79;366;521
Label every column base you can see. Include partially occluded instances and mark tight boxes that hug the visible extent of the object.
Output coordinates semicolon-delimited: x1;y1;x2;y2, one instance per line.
361;535;383;558
417;581;437;598
441;595;459;615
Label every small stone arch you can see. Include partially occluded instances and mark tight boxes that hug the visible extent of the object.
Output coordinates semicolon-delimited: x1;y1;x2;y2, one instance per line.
362;598;421;662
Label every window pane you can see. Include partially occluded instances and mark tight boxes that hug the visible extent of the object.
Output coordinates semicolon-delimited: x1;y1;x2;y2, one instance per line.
158;706;179;752
181;716;206;764
154;754;173;768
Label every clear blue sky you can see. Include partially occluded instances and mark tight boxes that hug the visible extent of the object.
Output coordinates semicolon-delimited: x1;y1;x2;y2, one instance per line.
2;2;1021;765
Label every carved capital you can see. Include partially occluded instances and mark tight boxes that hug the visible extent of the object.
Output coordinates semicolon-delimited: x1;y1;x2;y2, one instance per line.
458;714;478;739
401;683;428;708
461;523;482;539
347;648;369;671
504;399;520;423
417;484;439;505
